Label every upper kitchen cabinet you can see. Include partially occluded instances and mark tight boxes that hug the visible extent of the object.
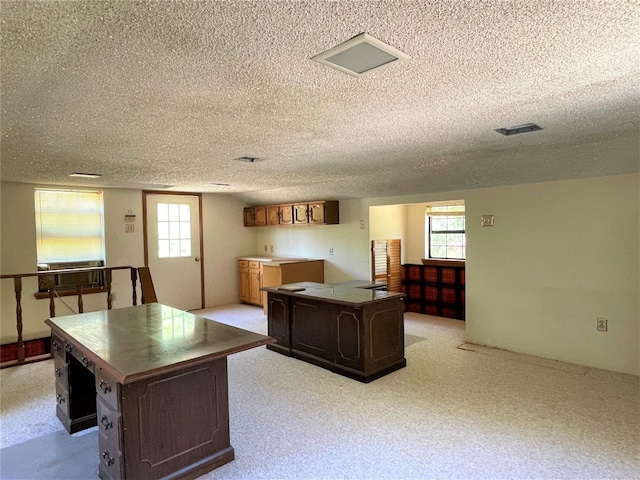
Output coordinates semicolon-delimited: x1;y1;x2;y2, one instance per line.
244;201;338;226
266;204;294;225
243;207;255;226
294;201;339;225
254;206;267;226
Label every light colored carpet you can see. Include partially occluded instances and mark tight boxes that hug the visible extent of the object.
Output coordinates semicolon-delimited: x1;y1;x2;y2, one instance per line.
1;305;638;479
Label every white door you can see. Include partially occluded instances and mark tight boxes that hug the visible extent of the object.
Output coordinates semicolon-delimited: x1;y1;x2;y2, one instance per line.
145;193;202;310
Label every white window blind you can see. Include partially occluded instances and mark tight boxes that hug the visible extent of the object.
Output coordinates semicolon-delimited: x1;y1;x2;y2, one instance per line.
425;204;465;216
34;189;106;263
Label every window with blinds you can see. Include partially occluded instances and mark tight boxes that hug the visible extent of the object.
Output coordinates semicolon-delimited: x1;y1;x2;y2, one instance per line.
425;202;465;260
34;189;106;264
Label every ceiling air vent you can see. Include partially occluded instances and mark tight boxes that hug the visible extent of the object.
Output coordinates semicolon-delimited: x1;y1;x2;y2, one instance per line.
495;123;543;136
312;33;410;77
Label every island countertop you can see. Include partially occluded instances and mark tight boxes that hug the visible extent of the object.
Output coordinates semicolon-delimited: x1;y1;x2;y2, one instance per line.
262;280;403;307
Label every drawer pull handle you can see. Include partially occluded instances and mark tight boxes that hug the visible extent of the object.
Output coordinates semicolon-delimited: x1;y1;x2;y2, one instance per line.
98;380;111;394
81;356;90;368
64;343;73;353
56;394;65;404
52;340;60;351
101;450;114;466
55;367;62;378
100;415;113;430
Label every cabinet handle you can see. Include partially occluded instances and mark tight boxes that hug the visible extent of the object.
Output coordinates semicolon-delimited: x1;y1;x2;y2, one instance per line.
81;356;90;368
52;340;60;351
98;379;112;394
55;367;62;378
56;394;65;404
101;450;115;466
64;343;73;353
100;415;113;430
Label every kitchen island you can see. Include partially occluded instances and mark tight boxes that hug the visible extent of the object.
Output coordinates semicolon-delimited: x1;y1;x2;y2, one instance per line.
262;281;406;383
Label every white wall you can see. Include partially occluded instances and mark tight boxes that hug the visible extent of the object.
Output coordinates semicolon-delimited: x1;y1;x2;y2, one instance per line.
464;174;639;375
201;193;257;306
369;204;408;263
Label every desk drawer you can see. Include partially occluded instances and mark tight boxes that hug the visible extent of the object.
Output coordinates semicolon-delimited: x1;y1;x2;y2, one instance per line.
96;396;122;450
54;382;70;418
51;334;64;358
98;442;123;480
53;354;68;385
96;369;120;411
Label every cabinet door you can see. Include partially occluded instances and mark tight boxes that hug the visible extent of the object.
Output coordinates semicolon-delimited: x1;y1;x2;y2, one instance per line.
266;205;280;225
238;266;250;303
279;205;294;225
249;267;262;305
293;204;309;224
308;202;326;224
243;207;255;226
254;206;267;226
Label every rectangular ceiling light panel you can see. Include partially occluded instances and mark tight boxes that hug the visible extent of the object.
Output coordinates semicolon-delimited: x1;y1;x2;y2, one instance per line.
312;33;410;77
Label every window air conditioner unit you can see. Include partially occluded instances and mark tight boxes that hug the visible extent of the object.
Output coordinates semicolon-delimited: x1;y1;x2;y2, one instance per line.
37;260;105;292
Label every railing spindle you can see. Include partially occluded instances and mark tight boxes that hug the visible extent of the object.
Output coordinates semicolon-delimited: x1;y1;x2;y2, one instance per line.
131;267;138;306
75;272;84;313
47;274;56;318
13;277;25;363
105;269;113;310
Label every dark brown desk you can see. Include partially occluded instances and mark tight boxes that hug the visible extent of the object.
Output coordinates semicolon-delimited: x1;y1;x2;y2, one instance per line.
263;281;406;383
45;304;273;480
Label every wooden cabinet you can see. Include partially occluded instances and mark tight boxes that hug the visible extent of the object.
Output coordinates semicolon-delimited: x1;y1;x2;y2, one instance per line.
243;206;267;226
254;206;267;226
238;260;262;306
293;200;339;225
243;207;255;226
261;259;324;311
238;260;251;303
249;262;262;305
244;201;338;226
266;204;294;225
279;204;294;224
239;258;324;308
266;205;280;225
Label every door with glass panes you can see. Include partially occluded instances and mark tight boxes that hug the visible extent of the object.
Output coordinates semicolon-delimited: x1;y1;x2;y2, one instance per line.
145;193;203;310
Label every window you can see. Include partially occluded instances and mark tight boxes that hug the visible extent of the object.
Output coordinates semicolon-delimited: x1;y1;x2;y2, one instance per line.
34;189;106;292
157;203;191;258
426;203;465;260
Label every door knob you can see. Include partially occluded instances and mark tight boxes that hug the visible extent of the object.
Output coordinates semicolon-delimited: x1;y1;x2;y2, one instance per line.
195;257;200;262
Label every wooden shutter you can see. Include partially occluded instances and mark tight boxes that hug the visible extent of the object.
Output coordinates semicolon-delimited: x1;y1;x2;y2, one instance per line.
371;239;401;292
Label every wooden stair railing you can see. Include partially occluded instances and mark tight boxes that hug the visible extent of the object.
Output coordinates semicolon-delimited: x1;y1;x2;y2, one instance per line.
0;265;141;368
137;266;158;304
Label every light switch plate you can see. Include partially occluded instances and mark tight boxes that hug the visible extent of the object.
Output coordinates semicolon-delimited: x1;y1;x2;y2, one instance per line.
481;215;494;227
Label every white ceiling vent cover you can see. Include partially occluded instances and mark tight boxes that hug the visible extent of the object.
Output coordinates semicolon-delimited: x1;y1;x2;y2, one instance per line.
312;33;410;77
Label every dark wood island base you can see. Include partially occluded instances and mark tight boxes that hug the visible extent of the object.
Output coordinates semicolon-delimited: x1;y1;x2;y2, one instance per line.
264;282;406;383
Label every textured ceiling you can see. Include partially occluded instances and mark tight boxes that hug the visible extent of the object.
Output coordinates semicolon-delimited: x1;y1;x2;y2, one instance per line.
1;0;638;204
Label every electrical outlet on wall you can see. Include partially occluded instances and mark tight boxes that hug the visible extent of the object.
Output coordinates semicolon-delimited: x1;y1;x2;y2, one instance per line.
597;317;608;332
270;245;274;253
